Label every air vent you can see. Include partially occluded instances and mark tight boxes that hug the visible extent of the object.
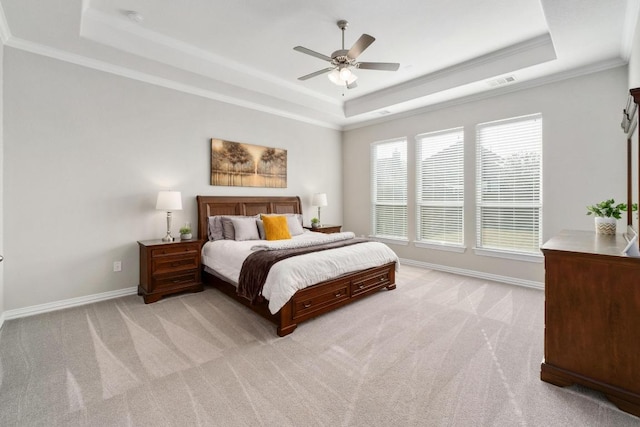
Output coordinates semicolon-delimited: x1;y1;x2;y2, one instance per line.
487;76;516;87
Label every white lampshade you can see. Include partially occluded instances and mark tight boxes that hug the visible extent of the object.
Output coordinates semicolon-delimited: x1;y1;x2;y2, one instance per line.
312;193;328;207
339;67;352;81
328;69;343;85
156;191;182;211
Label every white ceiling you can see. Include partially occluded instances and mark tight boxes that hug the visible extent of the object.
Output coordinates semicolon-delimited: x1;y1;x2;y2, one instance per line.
0;0;637;129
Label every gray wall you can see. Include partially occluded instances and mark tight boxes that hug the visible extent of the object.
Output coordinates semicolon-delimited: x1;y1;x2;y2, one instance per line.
343;67;628;284
3;48;342;311
630;12;640;89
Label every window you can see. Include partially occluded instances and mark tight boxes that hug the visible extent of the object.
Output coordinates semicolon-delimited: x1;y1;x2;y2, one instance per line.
416;128;464;247
371;138;407;240
476;114;542;256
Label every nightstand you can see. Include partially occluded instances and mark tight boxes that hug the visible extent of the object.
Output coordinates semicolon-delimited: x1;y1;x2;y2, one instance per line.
137;239;203;303
304;225;342;234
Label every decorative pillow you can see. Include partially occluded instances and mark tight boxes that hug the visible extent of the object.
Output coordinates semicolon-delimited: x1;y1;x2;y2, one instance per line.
230;217;260;241
260;213;304;236
208;215;258;241
286;215;304;236
262;215;291;240
208;216;225;241
256;219;266;240
221;217;235;240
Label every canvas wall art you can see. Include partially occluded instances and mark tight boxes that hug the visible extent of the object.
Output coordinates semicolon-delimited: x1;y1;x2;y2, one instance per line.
210;138;287;188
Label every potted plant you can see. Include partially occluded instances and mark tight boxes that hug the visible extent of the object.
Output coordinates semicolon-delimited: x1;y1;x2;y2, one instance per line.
179;224;192;240
586;199;636;235
311;217;320;228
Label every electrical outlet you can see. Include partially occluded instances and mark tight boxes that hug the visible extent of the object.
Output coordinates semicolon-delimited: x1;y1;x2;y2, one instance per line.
113;261;122;272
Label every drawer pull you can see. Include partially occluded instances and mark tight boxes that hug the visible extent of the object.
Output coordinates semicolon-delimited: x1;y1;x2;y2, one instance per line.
303;302;312;308
334;292;341;298
380;277;385;281
359;284;365;289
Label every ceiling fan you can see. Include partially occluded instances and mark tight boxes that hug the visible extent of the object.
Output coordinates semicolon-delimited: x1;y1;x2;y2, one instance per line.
294;20;400;90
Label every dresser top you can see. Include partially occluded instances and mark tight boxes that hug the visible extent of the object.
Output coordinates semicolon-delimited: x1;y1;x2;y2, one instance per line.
541;229;630;257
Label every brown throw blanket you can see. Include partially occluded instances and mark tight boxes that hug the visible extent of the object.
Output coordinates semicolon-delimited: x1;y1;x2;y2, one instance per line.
237;238;369;303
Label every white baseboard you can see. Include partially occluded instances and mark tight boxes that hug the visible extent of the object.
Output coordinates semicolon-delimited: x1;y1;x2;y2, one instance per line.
0;261;542;325
3;286;138;322
399;258;544;290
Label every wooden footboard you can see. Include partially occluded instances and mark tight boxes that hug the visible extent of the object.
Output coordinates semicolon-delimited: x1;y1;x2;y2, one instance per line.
202;262;396;336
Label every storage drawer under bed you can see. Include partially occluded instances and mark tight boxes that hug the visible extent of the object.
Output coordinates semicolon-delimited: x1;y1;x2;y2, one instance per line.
292;279;350;320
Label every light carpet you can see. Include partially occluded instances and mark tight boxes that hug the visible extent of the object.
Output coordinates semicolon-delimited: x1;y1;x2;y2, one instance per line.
0;265;638;426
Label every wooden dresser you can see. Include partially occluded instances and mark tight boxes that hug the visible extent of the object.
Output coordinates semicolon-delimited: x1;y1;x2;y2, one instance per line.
138;239;203;303
540;230;640;417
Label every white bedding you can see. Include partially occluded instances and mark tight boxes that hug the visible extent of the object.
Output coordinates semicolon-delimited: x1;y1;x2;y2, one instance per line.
201;231;399;314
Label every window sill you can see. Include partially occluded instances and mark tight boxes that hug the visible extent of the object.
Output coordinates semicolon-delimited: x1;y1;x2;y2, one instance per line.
414;241;466;253
473;247;543;263
369;236;409;246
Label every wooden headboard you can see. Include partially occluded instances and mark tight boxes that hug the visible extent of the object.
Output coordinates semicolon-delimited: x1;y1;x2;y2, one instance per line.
196;195;302;241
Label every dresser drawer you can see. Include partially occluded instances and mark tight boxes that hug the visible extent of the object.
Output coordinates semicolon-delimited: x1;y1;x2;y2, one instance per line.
293;280;349;320
152;254;199;275
151;270;199;291
151;243;199;258
351;268;390;296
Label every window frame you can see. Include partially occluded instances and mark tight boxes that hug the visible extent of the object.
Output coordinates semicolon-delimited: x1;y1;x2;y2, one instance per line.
474;113;543;262
414;127;465;251
370;137;408;243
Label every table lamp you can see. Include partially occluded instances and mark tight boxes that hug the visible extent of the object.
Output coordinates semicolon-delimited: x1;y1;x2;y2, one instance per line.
312;193;328;226
156;191;182;242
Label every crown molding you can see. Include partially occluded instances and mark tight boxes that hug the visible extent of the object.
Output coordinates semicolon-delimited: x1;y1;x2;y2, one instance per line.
80;9;341;108
5;36;341;130
344;34;557;117
343;57;627;131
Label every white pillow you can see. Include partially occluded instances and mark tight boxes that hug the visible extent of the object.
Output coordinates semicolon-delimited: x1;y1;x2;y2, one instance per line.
230;217;260;241
286;215;304;236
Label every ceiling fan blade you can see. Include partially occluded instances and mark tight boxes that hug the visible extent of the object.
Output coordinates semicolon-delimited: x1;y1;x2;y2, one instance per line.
346;80;358;90
357;62;400;71
293;46;333;62
347;34;375;59
298;67;334;81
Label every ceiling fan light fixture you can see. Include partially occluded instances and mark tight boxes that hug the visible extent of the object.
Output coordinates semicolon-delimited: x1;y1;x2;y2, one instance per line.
328;69;342;85
295;19;399;90
339;67;352;81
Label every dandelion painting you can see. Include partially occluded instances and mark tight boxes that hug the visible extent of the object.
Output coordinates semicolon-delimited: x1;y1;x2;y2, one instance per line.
210;139;287;187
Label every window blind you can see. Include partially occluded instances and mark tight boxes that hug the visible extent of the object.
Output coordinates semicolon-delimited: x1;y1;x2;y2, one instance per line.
476;114;542;254
416;128;464;245
371;138;407;239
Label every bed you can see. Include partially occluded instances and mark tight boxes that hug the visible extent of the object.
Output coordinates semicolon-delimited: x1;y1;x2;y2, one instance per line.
196;195;398;336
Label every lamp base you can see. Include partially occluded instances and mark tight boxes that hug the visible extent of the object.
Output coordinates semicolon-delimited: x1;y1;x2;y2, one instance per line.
162;234;174;242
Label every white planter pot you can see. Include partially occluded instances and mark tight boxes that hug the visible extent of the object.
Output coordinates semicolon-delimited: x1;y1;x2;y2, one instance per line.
180;233;192;240
595;217;616;235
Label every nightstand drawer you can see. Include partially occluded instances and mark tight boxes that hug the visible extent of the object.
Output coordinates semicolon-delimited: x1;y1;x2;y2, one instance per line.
151;243;199;258
152;270;199;291
152;254;199;274
293;280;349;320
351;268;390;296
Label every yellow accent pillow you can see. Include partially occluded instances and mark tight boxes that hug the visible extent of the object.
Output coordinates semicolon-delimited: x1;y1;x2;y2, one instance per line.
262;215;291;240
